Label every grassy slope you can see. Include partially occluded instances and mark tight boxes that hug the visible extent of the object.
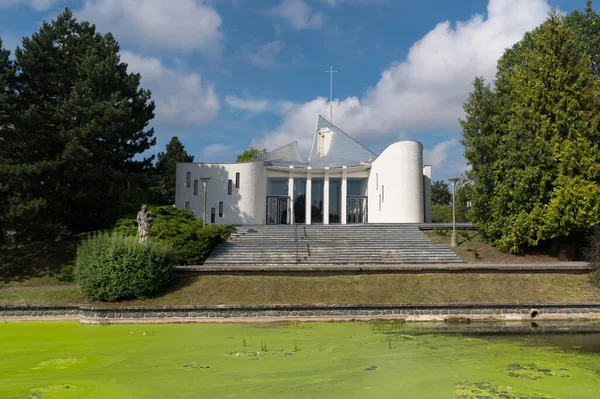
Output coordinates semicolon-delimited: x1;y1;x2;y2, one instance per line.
1;273;599;306
425;230;559;263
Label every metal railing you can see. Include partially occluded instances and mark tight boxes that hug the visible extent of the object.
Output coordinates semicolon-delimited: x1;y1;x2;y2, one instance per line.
288;196;299;263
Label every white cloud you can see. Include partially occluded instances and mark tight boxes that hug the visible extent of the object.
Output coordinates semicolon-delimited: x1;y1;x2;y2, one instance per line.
225;95;270;112
240;40;285;69
254;0;552;168
199;143;234;159
268;0;324;30
0;0;57;11
121;51;220;127
424;138;459;169
319;0;382;6
77;0;223;56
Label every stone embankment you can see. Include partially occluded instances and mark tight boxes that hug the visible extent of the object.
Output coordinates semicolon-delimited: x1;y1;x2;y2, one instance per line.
2;303;600;324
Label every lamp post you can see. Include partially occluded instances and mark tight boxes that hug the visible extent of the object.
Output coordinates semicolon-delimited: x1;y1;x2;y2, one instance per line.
449;178;459;247
200;177;211;227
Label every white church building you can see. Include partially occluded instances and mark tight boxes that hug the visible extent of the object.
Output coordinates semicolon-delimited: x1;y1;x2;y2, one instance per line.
175;115;432;225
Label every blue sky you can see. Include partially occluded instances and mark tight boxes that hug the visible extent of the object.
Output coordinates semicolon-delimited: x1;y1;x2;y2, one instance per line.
0;0;585;181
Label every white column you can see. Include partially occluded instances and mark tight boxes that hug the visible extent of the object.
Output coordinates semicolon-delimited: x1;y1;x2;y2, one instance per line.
341;165;347;225
305;167;312;225
288;165;295;224
323;167;330;225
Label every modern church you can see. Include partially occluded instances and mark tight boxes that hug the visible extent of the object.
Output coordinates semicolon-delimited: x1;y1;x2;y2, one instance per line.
176;115;432;225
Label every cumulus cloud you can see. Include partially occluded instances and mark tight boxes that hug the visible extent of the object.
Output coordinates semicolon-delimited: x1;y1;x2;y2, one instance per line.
254;0;552;160
199;143;235;160
0;0;57;11
268;0;324;30
240;40;285;69
77;0;223;56
225;95;271;112
424;138;459;169
121;51;220;127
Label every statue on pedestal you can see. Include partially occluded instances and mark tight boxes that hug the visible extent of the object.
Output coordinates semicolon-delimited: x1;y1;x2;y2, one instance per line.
136;205;152;244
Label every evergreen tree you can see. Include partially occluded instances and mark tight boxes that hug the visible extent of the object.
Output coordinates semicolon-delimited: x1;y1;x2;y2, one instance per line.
430;180;452;205
155;137;194;204
565;0;600;77
0;38;16;245
461;14;600;253
1;10;155;242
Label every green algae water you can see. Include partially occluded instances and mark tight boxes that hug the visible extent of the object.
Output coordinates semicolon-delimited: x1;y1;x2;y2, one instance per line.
1;322;599;398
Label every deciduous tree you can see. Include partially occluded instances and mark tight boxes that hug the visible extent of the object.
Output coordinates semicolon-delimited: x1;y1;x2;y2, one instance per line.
236;147;266;163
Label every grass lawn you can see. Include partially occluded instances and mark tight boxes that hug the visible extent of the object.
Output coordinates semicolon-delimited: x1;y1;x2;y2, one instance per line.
0;239;78;288
1;273;599;306
425;229;560;263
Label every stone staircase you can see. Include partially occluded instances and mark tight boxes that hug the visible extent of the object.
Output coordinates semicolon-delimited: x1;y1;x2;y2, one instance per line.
204;224;464;265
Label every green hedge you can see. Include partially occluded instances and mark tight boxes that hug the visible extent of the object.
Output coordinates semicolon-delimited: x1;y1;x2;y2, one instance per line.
113;206;234;265
75;232;174;301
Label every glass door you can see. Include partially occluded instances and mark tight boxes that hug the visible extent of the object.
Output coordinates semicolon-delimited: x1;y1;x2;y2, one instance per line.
347;196;368;224
266;196;289;225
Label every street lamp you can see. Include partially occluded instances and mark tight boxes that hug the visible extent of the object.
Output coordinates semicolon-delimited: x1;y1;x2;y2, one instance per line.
200;177;211;227
448;178;460;247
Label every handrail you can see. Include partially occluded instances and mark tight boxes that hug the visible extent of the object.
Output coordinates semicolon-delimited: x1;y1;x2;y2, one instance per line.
288;196;299;263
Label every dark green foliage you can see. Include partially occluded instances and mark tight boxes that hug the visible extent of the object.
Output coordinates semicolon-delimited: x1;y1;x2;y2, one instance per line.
564;1;600;78
236;147;266;163
0;10;155;244
431;180;452;205
461;13;600;253
154;137;194;204
75;232;173;301
584;226;600;287
55;260;75;282
113;206;234;265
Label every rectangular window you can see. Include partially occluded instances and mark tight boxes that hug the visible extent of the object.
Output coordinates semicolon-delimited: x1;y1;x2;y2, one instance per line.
376;173;378;190
379;194;381;211
185;201;190;209
219;201;223;217
211;207;216;224
186;172;191;188
228;179;233;195
193;180;198;195
382;185;385;202
235;172;240;188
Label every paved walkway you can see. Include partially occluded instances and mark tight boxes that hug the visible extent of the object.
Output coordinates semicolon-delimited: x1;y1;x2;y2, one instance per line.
177;261;593;273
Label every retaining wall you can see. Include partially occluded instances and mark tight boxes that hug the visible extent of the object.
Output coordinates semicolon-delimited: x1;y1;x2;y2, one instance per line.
2;303;600;323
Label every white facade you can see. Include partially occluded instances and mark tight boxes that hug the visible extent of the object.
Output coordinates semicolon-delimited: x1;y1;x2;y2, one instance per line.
175;115;432;225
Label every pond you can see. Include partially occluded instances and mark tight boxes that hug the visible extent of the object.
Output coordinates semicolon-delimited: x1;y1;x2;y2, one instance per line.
1;321;599;398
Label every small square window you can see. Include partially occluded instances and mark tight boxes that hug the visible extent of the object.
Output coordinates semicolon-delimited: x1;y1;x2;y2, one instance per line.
185;201;190;209
382;185;385;202
219;201;223;217
235;172;240;188
228;179;232;195
193;180;198;195
211;207;216;224
186;172;191;188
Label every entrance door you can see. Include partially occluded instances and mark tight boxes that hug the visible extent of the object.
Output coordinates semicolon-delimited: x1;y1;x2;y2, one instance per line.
347;196;368;224
266;196;289;225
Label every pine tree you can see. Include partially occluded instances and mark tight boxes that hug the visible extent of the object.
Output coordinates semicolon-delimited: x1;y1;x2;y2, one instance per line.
155;137;194;204
2;10;156;242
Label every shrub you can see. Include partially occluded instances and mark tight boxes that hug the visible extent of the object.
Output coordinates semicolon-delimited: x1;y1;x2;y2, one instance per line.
113;206;234;265
75;232;174;301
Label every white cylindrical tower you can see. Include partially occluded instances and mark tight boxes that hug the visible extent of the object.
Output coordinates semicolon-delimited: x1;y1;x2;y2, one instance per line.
368;141;424;223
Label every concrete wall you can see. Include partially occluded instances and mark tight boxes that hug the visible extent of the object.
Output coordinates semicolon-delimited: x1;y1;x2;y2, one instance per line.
423;165;432;223
175;161;266;225
368;141;424;223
